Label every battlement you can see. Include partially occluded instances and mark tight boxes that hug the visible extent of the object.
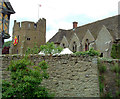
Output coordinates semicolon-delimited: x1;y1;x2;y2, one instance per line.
13;18;46;31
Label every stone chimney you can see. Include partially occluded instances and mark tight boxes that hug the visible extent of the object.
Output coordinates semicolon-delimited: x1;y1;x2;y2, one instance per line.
73;21;78;29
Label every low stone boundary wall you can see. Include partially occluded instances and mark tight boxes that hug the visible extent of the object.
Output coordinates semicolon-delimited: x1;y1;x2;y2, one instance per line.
2;54;100;97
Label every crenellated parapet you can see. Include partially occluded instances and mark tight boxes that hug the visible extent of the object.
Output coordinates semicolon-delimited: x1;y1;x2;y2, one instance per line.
13;18;46;32
36;18;46;33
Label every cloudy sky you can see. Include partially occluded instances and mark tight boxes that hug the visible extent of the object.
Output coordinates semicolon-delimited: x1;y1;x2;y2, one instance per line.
7;0;119;42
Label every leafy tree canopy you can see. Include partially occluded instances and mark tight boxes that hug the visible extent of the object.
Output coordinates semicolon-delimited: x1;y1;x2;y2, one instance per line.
40;42;63;55
3;40;12;48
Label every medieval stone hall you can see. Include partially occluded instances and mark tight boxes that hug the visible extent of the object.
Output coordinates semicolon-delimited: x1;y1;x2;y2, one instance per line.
49;15;120;58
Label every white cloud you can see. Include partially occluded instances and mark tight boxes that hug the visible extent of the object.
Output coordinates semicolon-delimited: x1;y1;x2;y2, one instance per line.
6;0;119;42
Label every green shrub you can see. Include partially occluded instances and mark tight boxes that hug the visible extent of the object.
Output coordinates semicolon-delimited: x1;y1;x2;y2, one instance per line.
3;40;12;48
111;63;120;73
26;42;40;54
74;51;86;56
2;55;54;98
74;48;100;56
40;42;63;55
87;48;100;56
104;92;113;99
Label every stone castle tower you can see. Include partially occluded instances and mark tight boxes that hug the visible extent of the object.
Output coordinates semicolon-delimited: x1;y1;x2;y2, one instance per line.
10;18;46;54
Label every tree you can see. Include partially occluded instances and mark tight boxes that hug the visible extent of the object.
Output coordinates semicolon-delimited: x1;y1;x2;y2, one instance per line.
26;42;40;55
2;55;54;98
40;42;63;55
3;41;12;48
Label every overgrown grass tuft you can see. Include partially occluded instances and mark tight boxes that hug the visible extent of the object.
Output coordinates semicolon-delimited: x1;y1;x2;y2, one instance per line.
104;92;113;99
98;64;107;73
99;82;104;93
74;48;100;56
111;63;120;73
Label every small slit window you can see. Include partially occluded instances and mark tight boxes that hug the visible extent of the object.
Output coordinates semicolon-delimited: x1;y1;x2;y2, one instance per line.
34;24;37;28
19;23;21;27
18;35;19;42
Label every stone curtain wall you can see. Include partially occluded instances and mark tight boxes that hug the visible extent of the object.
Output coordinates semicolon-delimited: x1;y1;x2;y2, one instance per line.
2;55;100;97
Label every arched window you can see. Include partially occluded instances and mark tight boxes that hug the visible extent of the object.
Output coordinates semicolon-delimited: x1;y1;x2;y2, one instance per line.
85;43;88;51
73;41;77;52
85;39;89;51
62;43;66;48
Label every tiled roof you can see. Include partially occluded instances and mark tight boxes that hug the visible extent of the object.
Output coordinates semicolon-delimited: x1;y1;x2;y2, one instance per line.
49;15;119;43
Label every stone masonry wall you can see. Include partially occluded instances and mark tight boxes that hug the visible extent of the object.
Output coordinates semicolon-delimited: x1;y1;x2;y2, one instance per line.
2;55;100;97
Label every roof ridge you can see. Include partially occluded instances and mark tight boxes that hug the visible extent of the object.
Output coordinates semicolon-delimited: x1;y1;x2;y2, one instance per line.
76;15;118;29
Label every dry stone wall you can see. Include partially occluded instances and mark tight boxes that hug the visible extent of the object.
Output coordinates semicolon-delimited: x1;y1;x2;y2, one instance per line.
2;54;100;97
